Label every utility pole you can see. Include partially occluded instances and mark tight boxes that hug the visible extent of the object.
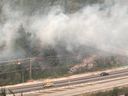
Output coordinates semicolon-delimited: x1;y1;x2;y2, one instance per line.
17;61;24;83
29;57;32;80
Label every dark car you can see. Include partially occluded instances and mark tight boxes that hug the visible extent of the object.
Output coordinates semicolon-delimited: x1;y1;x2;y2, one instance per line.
100;72;109;76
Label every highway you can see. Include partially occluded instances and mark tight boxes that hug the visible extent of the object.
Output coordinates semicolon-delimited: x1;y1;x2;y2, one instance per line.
38;75;128;96
3;67;128;95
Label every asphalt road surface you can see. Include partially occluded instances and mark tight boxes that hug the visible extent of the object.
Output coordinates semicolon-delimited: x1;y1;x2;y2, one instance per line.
3;67;128;94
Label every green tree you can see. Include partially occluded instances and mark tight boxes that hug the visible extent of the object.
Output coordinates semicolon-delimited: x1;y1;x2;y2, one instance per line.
14;25;41;57
110;88;119;96
43;47;59;66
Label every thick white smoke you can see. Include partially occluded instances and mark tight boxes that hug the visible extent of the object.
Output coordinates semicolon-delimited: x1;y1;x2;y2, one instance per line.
1;0;128;58
29;0;128;55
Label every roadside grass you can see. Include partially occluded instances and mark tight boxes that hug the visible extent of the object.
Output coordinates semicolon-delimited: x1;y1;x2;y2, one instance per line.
0;88;16;96
78;87;128;96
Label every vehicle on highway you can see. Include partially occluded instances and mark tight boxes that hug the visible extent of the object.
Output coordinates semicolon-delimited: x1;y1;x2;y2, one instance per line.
42;79;54;88
100;72;109;76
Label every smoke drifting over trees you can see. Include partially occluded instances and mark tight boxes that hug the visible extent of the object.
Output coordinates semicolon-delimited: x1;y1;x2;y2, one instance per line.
1;0;128;85
0;0;128;59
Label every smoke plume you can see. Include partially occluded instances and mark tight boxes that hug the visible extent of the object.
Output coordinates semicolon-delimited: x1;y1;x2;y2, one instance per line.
0;0;128;59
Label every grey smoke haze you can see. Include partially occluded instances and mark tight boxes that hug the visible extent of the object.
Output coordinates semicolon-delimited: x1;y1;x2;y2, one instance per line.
0;0;128;58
